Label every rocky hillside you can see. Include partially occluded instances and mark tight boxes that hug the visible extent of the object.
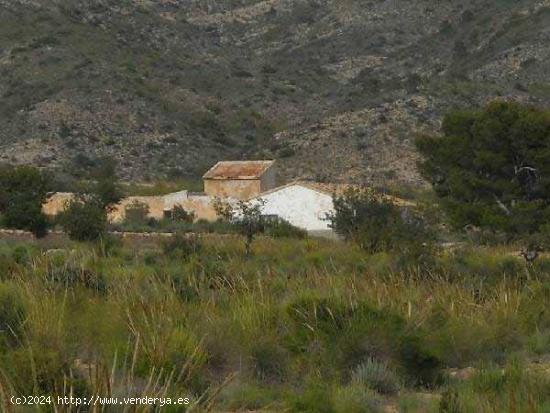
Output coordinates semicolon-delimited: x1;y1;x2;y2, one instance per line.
1;0;549;186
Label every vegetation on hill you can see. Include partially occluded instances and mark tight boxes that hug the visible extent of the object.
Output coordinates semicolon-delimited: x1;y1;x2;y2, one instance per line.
1;1;550;184
416;101;550;247
0;235;549;412
0;165;51;237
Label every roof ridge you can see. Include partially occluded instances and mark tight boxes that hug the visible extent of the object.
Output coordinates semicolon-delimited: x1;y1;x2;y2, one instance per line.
203;160;275;180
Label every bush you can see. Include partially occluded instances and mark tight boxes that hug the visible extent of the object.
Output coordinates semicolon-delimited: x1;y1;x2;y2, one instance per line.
263;218;307;239
123;200;150;226
328;188;434;255
249;335;288;382
161;232;201;259
59;198;107;241
332;385;381;413
47;260;106;293
398;336;442;387
352;358;401;395
169;204;195;223
288;380;333;413
0;165;51;237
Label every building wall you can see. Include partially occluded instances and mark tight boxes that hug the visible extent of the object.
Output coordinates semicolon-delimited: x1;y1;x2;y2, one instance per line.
254;185;334;231
41;191;218;223
109;196;166;222
180;195;219;221
204;179;262;200
42;193;75;216
260;166;277;193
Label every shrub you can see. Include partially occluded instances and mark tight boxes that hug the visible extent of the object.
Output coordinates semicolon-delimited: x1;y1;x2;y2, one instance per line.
288;380;333;413
169;204;195;223
233;200;266;256
398;336;442;387
59;198;107;241
332;384;382;413
352;358;401;395
123;200;150;225
328;188;434;255
212;197;234;222
161;232;201;259
263;218;307;239
438;388;461;413
89;157;123;212
249;336;288;382
47;261;106;293
0;165;51;237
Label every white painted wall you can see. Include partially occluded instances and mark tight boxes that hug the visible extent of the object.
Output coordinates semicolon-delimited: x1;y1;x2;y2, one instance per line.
254;184;334;231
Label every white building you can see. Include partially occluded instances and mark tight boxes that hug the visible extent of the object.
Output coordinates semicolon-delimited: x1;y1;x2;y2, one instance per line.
251;181;340;232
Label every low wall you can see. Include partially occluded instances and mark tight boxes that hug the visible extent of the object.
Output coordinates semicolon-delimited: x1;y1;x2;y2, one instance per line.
41;192;220;223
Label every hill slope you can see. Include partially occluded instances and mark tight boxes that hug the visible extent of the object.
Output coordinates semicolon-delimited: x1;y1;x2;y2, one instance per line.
1;0;549;185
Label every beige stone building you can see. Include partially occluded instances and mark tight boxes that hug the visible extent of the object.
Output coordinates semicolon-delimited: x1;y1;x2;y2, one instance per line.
42;160;276;222
203;160;276;200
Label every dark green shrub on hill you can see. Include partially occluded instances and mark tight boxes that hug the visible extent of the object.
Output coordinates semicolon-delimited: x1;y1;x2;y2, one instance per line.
263;218;307;239
283;295;442;388
328;188;435;261
60;157;123;242
59;198;107;241
416;101;550;241
0;165;51;238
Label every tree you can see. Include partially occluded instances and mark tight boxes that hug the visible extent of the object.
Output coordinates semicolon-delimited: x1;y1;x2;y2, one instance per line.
416;101;550;240
0;165;51;238
235;199;266;256
59;197;108;241
89;157;123;212
59;157;122;242
212;197;235;222
328;188;433;257
329;188;397;252
169;204;195;223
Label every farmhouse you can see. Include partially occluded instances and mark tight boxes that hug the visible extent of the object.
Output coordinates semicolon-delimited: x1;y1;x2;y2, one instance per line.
42;160;276;222
42;159;409;234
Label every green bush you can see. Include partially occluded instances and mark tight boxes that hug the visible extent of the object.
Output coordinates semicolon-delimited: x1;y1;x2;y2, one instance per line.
263;218;307;239
0;165;51;237
46;259;106;293
328;188;435;255
59;198;107;241
332;385;382;413
249;335;288;382
288;380;333;413
398;336;442;388
169;204;195;223
161;232;201;259
352;358;401;395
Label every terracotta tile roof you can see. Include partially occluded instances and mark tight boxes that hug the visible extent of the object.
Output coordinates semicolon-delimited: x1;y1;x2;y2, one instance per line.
203;160;275;180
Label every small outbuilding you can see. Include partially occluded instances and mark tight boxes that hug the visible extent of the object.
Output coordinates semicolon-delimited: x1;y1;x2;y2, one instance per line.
250;181;340;232
203;160;276;200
